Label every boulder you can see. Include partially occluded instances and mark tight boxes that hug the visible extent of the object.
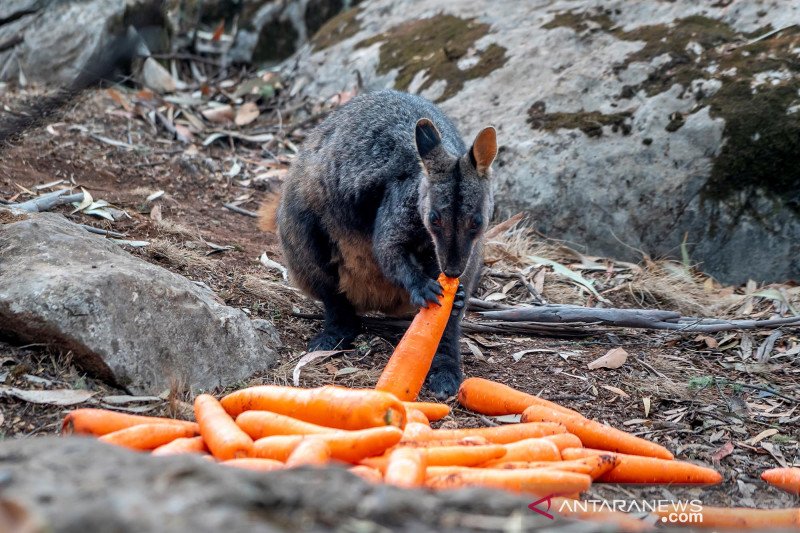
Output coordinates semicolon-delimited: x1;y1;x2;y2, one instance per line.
227;0;361;64
286;0;800;284
0;0;167;85
0;436;611;532
0;209;279;394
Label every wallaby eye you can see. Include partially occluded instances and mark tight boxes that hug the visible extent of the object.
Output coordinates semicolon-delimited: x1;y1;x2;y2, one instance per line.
470;214;483;230
429;211;442;227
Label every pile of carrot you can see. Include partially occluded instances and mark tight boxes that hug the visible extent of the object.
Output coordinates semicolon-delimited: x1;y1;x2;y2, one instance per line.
59;275;800;530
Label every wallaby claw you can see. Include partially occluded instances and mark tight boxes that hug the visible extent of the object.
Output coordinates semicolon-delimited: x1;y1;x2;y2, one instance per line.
410;278;443;308
451;283;466;315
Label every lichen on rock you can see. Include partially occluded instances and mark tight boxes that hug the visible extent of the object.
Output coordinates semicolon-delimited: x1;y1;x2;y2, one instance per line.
355;14;508;102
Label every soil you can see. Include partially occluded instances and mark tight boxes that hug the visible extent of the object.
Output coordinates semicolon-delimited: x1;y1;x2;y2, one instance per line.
0;84;798;521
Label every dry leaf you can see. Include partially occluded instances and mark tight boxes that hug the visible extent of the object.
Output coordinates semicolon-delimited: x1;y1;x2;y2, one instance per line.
106;87;132;112
463;339;486;361
601;385;629;398
511;348;557;362
102;395;161;405
587;348;628;370
292;350;348;386
141;57;177;93
334;367;359;377
484;292;507;302
746;428;778;446
235;102;260;126
150;203;162;222
201;105;235;124
694;335;718;349
0;386;94;405
643;397;651;417
484;212;525;239
711;441;734;463
494;414;522;424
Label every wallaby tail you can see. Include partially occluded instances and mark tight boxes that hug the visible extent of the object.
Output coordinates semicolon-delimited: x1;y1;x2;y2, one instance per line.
258;192;282;233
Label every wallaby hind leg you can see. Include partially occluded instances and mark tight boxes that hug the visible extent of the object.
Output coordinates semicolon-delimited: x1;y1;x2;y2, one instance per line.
425;283;467;399
310;293;361;351
279;202;362;351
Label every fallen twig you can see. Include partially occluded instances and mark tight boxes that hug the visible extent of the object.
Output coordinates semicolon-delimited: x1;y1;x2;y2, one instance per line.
81;225;127;238
11;190;84;212
479;304;800;332
223;203;258;217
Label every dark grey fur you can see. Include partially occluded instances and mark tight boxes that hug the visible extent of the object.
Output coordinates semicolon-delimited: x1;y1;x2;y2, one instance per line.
277;89;496;398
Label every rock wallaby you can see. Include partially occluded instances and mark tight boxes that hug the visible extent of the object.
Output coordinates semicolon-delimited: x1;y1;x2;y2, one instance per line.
272;90;497;398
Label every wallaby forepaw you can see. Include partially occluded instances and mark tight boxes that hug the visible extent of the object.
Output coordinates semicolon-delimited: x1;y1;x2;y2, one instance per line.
425;359;463;400
409;277;443;308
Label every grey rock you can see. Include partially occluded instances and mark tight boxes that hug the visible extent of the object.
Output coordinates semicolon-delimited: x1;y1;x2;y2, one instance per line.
0;0;167;85
283;0;800;284
0;209;278;394
0;436;615;532
228;0;358;64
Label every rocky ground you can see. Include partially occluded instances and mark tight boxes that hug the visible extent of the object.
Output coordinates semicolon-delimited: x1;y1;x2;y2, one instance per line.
0;70;797;530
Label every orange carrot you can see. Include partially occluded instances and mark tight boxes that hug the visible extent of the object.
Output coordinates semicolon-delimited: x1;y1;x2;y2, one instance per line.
195;394;254;460
653;504;799;529
430;422;566;444
221;385;406;429
235;410;336;439
426;468;592;496
395;436;490;448
458;377;581;417
98;423;197;451
561;448;721;484
349;465;383;483
481;437;561;466
375;274;459;401
405;407;430;425
522;406;673;460
385;448;427;488
542;433;583;451
252;426;403;463
403;401;450;421
152;436;208;456
761;467;800;496
401;422;433;441
62;408;198;436
286;438;331;467
362;444;506;471
492;455;619;479
222;458;284;472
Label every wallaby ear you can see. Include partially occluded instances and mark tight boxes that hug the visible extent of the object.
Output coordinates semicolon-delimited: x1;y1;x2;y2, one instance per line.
469;126;497;176
415;118;442;159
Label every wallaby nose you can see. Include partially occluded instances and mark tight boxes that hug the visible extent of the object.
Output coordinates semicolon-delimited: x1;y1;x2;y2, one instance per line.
443;268;463;278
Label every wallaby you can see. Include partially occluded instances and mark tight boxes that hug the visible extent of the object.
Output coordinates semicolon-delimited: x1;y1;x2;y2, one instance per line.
272;90;497;398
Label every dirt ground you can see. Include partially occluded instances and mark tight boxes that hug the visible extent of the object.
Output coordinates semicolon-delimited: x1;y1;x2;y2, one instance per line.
0;83;798;517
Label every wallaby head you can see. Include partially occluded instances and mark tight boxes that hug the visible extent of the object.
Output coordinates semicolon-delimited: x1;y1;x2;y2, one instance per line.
415;118;497;278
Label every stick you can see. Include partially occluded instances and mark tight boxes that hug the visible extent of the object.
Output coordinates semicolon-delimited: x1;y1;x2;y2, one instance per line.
479;304;800;332
222;203;258;218
12;190;85;212
81;225;127;238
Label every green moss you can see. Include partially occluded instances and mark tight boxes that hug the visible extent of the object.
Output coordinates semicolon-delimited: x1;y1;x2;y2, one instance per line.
527;100;632;137
355;15;508;102
541;10;616;33
538;13;800;215
311;6;363;50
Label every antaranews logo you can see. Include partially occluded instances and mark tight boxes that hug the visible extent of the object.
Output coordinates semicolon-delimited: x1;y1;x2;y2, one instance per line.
528;497;705;524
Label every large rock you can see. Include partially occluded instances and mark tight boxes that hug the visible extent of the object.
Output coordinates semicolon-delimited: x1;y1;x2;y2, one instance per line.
286;0;800;284
0;437;614;532
0;209;279;394
0;0;167;85
227;0;361;64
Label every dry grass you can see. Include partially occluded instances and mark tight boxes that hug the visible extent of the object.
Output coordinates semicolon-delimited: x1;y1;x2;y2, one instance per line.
146;239;213;270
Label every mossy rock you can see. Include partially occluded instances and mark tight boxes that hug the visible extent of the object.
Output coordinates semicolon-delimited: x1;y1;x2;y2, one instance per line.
538;13;800;216
355;14;508;102
311;6;364;51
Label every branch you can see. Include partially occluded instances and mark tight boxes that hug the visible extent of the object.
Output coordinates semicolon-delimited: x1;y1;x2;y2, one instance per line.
11;190;85;212
479;304;800;332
